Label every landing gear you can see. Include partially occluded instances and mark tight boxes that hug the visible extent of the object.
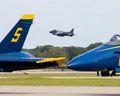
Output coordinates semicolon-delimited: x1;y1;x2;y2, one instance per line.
110;69;115;77
100;69;115;77
97;71;99;76
101;70;110;76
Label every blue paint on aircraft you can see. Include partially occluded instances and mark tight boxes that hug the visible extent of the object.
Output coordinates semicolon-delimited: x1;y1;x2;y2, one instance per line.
0;14;64;72
67;34;120;76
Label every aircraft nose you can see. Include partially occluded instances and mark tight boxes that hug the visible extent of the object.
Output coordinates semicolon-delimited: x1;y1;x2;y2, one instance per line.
67;55;97;71
67;56;83;70
67;60;81;70
67;62;76;69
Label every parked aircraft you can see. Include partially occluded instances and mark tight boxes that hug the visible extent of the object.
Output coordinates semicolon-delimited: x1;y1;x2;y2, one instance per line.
49;28;74;37
67;34;120;76
0;14;64;72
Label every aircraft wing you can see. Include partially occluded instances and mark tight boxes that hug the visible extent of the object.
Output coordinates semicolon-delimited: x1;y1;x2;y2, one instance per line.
36;57;65;66
0;56;65;72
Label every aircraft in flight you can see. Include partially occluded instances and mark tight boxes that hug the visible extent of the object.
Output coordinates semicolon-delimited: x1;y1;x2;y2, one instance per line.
67;34;120;76
0;14;65;72
49;28;74;37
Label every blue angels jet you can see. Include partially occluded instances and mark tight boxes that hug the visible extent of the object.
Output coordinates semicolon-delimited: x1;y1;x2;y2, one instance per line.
50;28;74;37
0;14;65;72
67;34;120;76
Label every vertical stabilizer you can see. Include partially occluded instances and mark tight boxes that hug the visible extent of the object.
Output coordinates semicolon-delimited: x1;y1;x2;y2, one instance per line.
70;28;74;33
0;14;34;53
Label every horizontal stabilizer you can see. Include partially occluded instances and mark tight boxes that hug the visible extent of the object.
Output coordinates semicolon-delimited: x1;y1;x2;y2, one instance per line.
36;57;65;66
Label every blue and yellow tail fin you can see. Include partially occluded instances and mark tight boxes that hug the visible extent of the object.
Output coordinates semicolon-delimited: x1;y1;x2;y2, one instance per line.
0;14;34;53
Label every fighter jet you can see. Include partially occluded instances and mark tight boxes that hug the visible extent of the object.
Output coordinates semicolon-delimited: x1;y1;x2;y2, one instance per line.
67;34;120;76
0;14;65;72
50;28;74;37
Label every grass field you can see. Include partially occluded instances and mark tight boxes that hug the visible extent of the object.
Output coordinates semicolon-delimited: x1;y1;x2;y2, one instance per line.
0;72;120;86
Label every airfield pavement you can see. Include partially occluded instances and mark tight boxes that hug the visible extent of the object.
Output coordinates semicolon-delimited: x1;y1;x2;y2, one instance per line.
0;86;120;96
0;71;120;96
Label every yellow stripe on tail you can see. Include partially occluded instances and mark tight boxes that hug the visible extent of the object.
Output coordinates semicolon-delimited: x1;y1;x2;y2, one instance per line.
21;14;35;20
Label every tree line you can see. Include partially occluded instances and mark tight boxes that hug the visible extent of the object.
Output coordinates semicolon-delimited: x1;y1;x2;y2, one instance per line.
23;42;102;64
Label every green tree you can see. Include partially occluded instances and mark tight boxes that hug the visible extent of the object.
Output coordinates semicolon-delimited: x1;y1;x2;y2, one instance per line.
23;42;103;64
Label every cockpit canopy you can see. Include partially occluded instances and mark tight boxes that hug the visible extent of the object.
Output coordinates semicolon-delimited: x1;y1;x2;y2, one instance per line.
105;34;120;45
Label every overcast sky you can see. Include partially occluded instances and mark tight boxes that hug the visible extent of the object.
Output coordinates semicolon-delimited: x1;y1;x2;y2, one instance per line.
0;0;120;48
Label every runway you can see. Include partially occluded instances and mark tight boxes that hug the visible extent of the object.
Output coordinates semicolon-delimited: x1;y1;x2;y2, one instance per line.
0;86;120;96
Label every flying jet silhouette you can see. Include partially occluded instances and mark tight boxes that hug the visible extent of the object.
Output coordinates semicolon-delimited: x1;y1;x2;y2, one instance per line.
50;28;74;37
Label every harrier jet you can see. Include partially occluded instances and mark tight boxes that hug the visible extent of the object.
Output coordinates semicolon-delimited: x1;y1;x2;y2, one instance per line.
50;28;74;37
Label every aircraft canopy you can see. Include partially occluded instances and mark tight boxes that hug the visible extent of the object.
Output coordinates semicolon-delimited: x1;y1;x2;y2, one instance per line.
105;34;120;45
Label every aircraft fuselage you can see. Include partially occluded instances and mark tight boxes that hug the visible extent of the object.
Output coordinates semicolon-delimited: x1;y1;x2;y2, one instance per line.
67;35;120;76
67;44;119;71
0;52;57;72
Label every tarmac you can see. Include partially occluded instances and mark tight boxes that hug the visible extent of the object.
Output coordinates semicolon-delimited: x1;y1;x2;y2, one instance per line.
0;71;120;96
0;86;120;96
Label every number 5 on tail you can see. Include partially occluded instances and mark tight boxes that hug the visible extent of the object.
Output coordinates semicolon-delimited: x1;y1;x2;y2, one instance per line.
11;28;23;42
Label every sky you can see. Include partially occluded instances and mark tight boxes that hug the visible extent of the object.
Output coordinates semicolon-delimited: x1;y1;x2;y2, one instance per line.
0;0;120;48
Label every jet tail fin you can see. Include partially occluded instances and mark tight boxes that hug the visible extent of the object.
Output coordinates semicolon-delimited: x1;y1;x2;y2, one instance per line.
0;14;34;53
69;28;74;36
70;28;74;33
